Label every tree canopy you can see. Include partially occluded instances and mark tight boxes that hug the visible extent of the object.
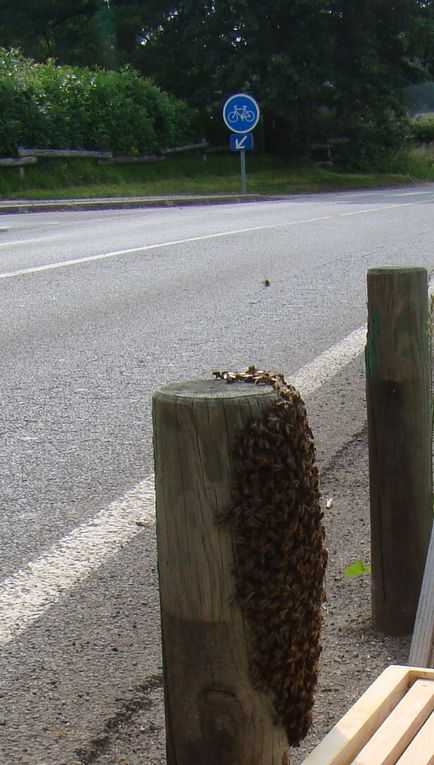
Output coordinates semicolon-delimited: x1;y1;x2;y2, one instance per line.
1;0;434;162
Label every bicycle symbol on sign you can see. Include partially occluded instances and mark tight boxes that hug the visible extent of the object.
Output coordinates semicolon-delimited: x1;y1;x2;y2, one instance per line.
227;104;255;124
223;93;260;133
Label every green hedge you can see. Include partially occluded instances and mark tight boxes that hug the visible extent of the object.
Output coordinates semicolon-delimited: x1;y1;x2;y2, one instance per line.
410;118;434;144
0;49;199;156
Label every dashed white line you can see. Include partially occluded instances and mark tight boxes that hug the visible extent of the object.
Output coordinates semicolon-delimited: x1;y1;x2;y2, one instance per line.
0;200;424;281
340;203;415;216
0;235;60;248
0;217;332;280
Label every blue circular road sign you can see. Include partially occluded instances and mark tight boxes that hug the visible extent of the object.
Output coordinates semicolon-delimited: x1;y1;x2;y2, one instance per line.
222;93;260;133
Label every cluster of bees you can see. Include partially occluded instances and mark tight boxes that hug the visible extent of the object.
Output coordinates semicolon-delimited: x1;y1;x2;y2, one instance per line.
214;367;328;746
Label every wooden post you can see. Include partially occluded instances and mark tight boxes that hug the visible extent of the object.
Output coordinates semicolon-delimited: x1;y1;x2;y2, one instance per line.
366;267;432;634
153;380;290;765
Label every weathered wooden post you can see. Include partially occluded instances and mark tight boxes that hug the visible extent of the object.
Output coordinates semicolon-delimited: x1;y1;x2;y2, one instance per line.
153;380;289;764
366;267;432;634
153;376;326;764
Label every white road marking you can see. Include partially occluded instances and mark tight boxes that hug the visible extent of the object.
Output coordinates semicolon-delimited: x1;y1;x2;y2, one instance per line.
389;190;434;196
0;477;155;646
0;235;59;248
0;200;423;281
340;203;414;216
290;325;366;396
0;324;368;646
0;228;431;646
0;218;332;280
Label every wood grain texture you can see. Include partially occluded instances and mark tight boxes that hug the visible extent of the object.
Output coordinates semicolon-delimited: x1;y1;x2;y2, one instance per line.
300;666;434;765
395;710;434;765
409;523;434;667
153;380;290;765
366;267;432;634
300;665;410;765
352;679;434;765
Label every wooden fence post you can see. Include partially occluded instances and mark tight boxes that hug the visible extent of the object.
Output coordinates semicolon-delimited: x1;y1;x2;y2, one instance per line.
366;267;432;634
152;379;290;765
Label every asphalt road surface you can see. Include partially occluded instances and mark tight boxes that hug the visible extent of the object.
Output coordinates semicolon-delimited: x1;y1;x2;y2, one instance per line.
1;185;434;764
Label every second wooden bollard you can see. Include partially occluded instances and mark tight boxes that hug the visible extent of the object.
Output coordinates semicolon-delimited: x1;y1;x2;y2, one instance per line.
366;267;432;635
153;380;290;765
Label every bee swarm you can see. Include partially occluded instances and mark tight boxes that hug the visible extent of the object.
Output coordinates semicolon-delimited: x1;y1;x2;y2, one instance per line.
214;367;328;746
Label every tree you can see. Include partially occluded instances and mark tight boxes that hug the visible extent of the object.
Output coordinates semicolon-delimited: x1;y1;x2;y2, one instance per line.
1;0;434;162
135;0;434;160
324;0;434;163
0;1;97;63
0;0;162;69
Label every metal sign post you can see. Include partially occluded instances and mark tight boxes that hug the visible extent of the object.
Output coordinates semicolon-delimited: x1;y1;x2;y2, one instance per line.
223;93;260;194
240;149;247;194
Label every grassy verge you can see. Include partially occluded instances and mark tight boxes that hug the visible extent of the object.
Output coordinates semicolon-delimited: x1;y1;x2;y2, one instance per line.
0;150;433;199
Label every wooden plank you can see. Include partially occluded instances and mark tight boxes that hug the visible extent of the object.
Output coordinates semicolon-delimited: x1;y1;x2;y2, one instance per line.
352;679;434;764
203;145;229;154
17;142;207;161
366;267;432;634
17;147;113;158
0;157;37;166
409;522;434;667
300;667;434;765
300;666;410;765
103;142;208;162
101;154;165;164
164;140;208;153
395;710;434;765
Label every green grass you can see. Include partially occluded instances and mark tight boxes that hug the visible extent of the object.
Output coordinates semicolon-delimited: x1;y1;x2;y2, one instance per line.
382;144;434;180
0;151;432;200
413;111;434;122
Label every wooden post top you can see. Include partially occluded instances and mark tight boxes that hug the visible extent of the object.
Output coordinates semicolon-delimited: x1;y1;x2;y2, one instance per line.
153;378;279;622
368;266;427;274
154;379;277;401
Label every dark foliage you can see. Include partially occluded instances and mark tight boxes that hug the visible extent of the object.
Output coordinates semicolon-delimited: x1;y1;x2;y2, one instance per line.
1;1;434;165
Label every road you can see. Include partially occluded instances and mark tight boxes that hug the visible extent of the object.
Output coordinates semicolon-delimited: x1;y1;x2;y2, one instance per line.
0;185;434;764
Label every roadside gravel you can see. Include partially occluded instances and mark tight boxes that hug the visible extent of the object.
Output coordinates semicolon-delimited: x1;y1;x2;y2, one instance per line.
292;428;411;764
81;425;411;765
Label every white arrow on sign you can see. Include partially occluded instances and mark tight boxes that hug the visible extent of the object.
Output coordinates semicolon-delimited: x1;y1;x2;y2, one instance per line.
230;133;253;152
235;135;249;149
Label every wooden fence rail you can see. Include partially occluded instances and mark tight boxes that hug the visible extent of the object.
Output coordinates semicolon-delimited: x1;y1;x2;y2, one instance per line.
17;147;113;159
0;141;209;175
0;156;37;166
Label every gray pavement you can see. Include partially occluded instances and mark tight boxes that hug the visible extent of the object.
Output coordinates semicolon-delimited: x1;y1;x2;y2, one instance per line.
1;187;434;763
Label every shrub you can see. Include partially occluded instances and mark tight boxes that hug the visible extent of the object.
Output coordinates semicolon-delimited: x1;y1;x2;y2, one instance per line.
410;118;434;144
0;48;199;156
